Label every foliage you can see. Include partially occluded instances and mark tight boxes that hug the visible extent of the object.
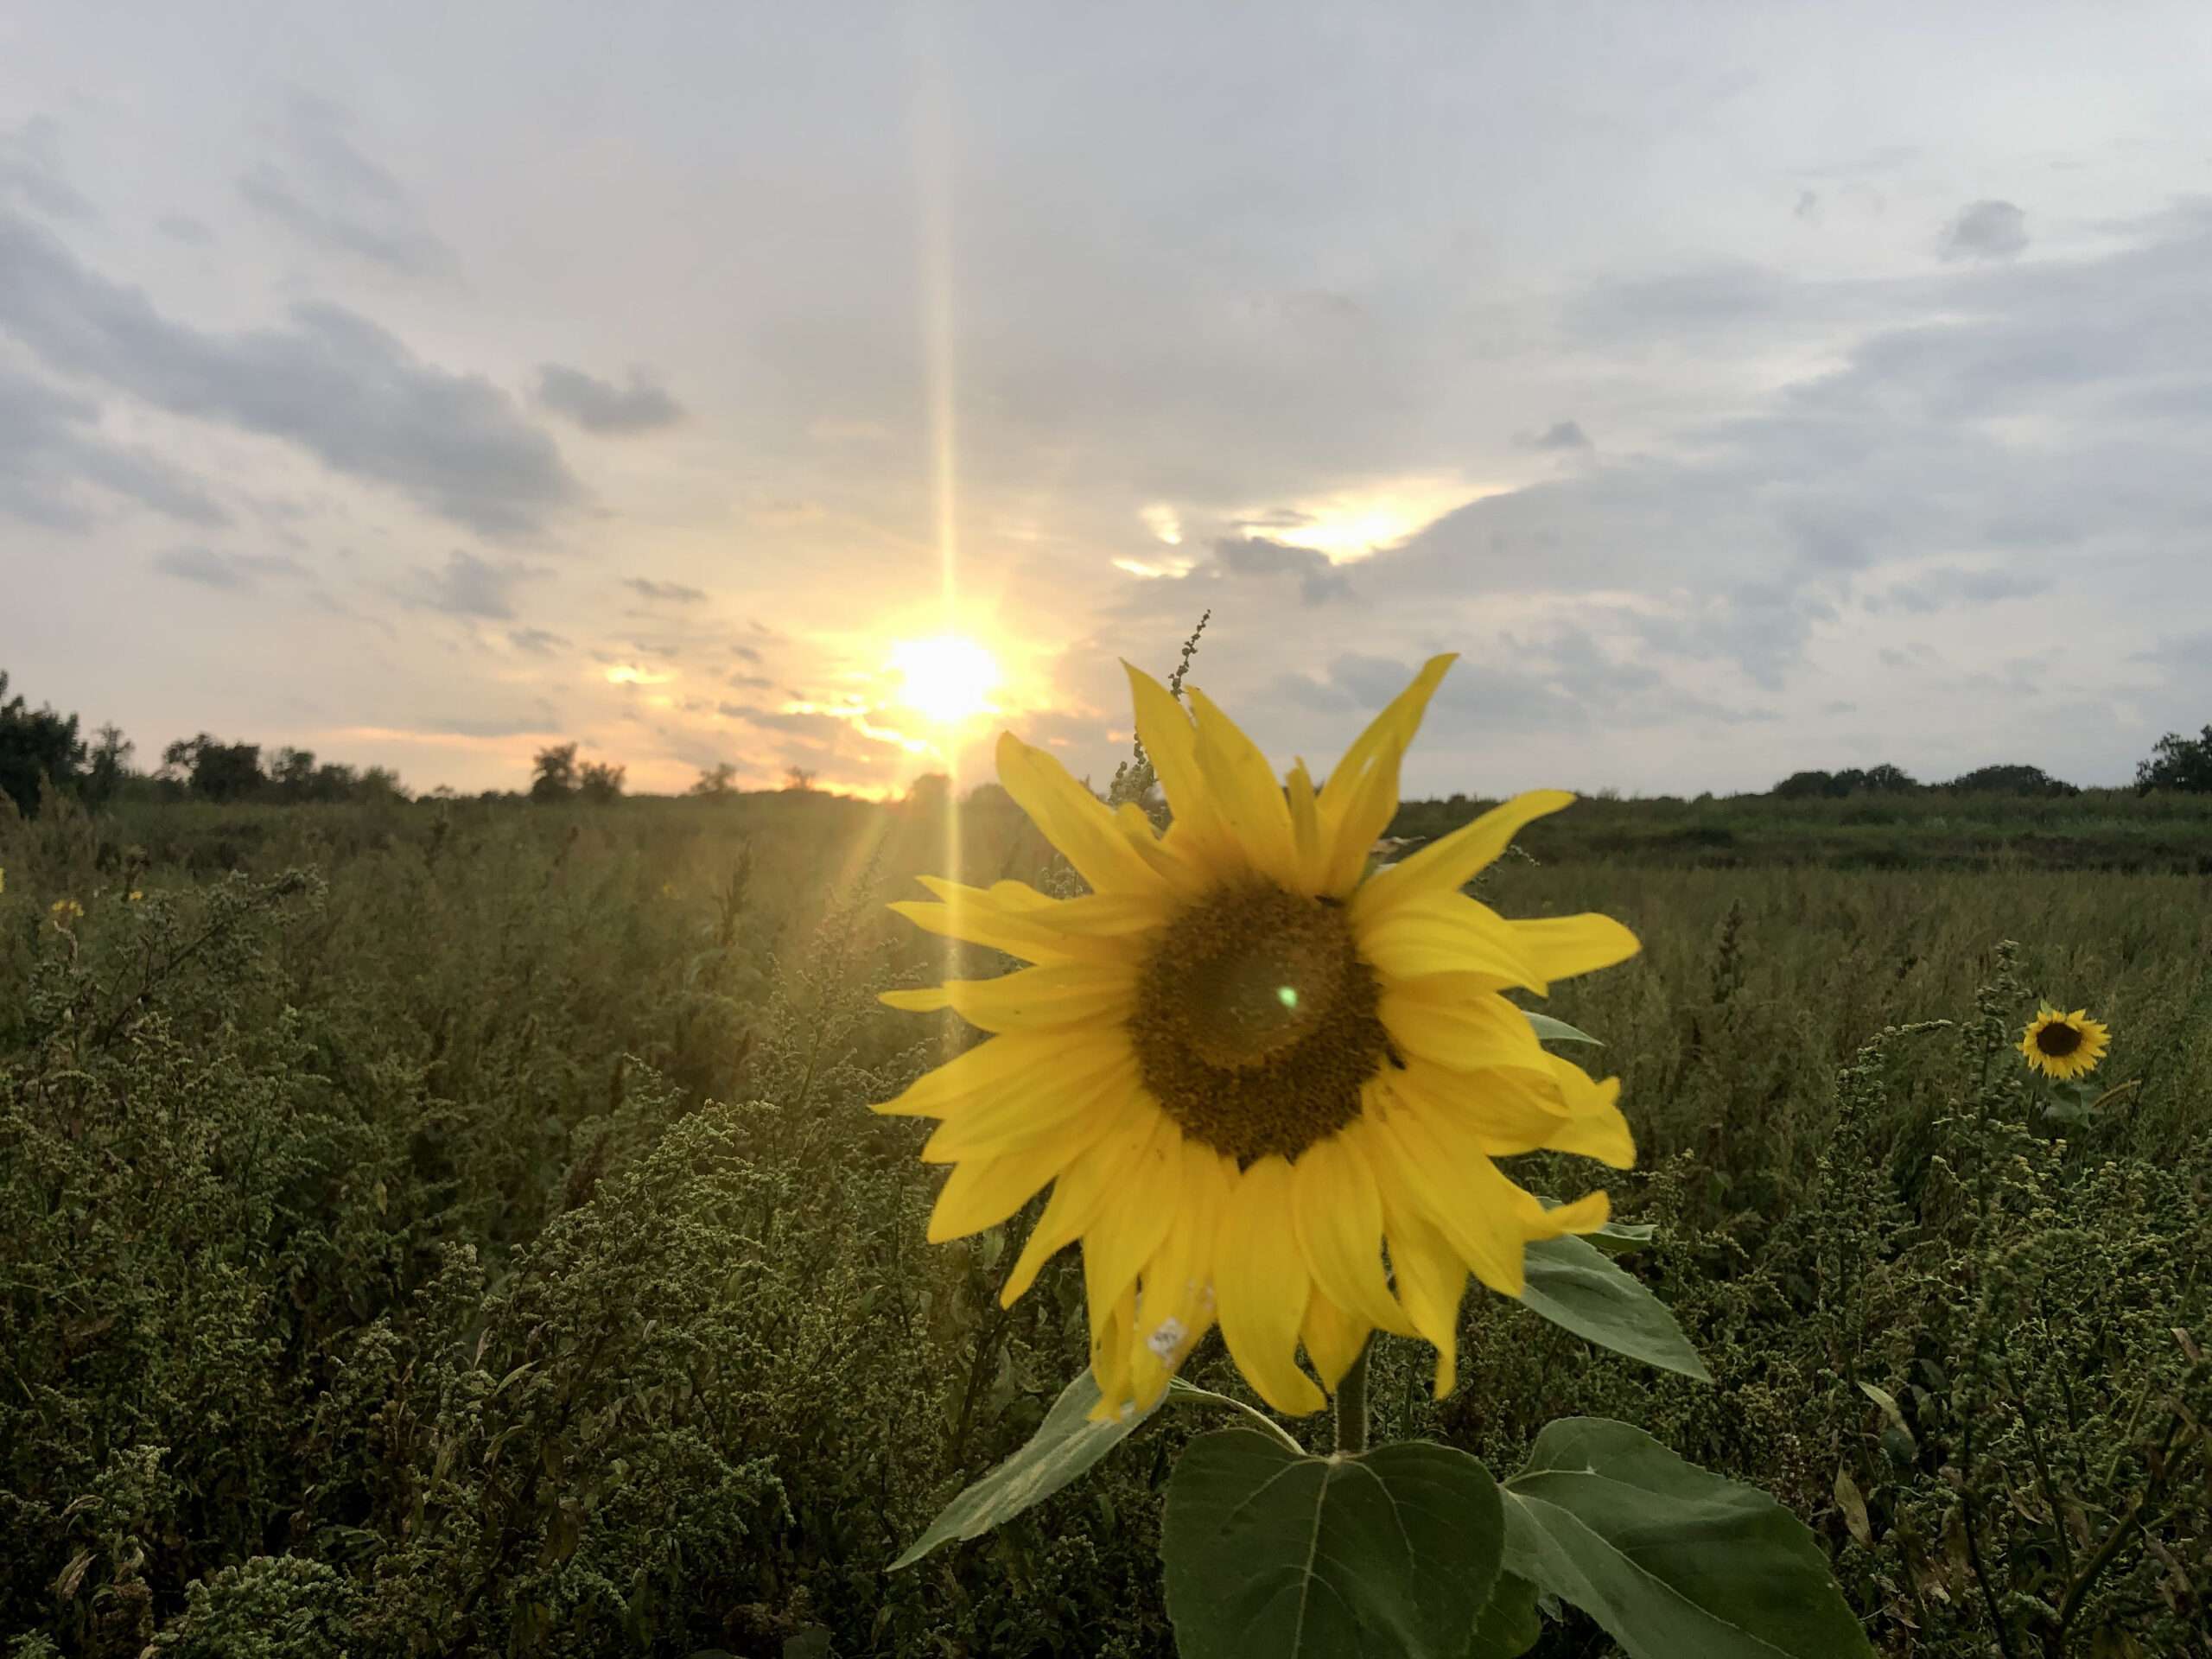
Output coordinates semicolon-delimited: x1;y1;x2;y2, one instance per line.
578;760;626;804
1945;763;2079;798
2134;722;2212;793
1773;765;1921;799
531;742;580;801
690;763;741;798
0;670;86;817
2;791;2207;1655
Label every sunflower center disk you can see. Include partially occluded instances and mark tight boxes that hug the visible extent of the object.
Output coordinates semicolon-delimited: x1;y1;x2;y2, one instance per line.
2035;1022;2084;1058
1129;881;1389;1163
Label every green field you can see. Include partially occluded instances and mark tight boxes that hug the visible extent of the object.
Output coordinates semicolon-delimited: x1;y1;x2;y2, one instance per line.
3;789;2207;1656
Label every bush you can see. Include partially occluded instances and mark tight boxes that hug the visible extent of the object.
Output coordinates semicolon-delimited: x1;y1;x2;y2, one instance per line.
2135;723;2212;793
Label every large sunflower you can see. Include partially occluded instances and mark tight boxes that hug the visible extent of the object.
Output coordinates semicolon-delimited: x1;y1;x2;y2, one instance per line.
877;656;1641;1419
2019;1006;2110;1080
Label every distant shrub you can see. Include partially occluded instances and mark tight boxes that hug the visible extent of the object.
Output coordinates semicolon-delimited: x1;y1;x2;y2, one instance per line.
1945;762;2079;796
1773;765;1920;798
2135;723;2212;793
0;670;86;817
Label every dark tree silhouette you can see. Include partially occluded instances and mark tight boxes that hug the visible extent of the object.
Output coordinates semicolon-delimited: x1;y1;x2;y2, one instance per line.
2135;725;2212;793
689;762;739;798
0;671;86;817
531;742;580;802
578;760;626;804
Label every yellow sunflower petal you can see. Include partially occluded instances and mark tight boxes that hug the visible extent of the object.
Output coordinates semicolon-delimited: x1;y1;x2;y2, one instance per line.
996;732;1165;897
1300;1287;1370;1394
1286;759;1325;891
1001;1106;1173;1306
1367;1087;1526;1297
1508;914;1642;983
880;963;1135;1033
1216;1156;1326;1414
928;1131;1101;1243
876;1030;1120;1119
1355;790;1576;921
1081;1122;1185;1339
1376;1200;1466;1399
1314;653;1456;895
1184;685;1300;886
1377;978;1550;1072
1393;1057;1573;1159
918;1049;1138;1161
1357;897;1548;990
1513;1185;1611;1240
1529;1056;1636;1168
1124;1140;1234;1408
1291;1130;1417;1337
1086;1285;1139;1421
892;879;1166;965
1114;802;1211;897
1123;664;1232;855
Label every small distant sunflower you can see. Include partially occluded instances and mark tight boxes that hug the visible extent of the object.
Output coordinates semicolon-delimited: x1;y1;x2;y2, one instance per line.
878;656;1641;1419
2019;1006;2109;1080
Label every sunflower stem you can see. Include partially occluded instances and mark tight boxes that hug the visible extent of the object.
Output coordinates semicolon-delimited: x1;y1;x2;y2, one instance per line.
1333;1338;1373;1455
1164;1382;1305;1454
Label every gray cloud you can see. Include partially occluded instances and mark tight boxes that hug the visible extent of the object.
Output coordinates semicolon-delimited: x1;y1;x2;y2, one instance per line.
536;365;684;435
0;118;95;221
152;544;306;589
623;575;707;603
408;550;542;620
508;626;569;654
1518;419;1592;451
1214;535;1352;605
239;94;457;281
1939;200;2028;263
0;210;577;534
1871;563;2050;614
157;215;214;247
0;364;227;528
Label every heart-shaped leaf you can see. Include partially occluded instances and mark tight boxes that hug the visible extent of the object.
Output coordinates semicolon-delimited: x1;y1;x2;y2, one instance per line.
1501;1418;1872;1658
1520;1234;1711;1381
1162;1430;1503;1658
1466;1571;1543;1657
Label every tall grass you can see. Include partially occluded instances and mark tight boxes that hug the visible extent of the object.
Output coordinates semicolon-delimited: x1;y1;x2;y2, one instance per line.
3;789;2204;1656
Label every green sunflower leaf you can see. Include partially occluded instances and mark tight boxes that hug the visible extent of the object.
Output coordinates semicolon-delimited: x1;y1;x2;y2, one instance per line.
1519;1234;1712;1381
1500;1417;1874;1659
1161;1429;1503;1659
1522;1009;1604;1046
891;1368;1156;1569
1466;1571;1544;1658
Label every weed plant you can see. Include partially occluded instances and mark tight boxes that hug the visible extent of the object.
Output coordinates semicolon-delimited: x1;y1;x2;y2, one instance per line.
2;788;2203;1655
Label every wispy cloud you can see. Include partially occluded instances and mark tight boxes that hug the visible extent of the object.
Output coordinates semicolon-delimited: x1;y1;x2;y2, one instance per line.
0;211;576;535
238;94;458;281
537;365;684;435
152;545;307;589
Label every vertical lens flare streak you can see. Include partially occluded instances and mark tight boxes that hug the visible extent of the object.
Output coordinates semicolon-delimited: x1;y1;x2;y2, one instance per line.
909;8;964;1030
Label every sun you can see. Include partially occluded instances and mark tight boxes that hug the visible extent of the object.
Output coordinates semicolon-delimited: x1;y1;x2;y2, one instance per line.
890;634;1001;725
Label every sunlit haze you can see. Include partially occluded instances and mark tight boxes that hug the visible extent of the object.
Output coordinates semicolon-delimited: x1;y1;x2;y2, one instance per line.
5;5;2212;798
891;635;1001;728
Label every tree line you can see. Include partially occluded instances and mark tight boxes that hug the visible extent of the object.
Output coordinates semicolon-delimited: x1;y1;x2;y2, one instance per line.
6;664;2211;818
1767;733;2212;798
1;670;404;816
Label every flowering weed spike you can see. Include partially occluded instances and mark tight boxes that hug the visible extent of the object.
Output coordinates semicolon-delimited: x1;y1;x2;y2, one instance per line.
877;655;1643;1419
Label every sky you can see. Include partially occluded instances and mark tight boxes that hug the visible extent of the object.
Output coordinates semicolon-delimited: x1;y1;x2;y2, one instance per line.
4;3;2211;799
